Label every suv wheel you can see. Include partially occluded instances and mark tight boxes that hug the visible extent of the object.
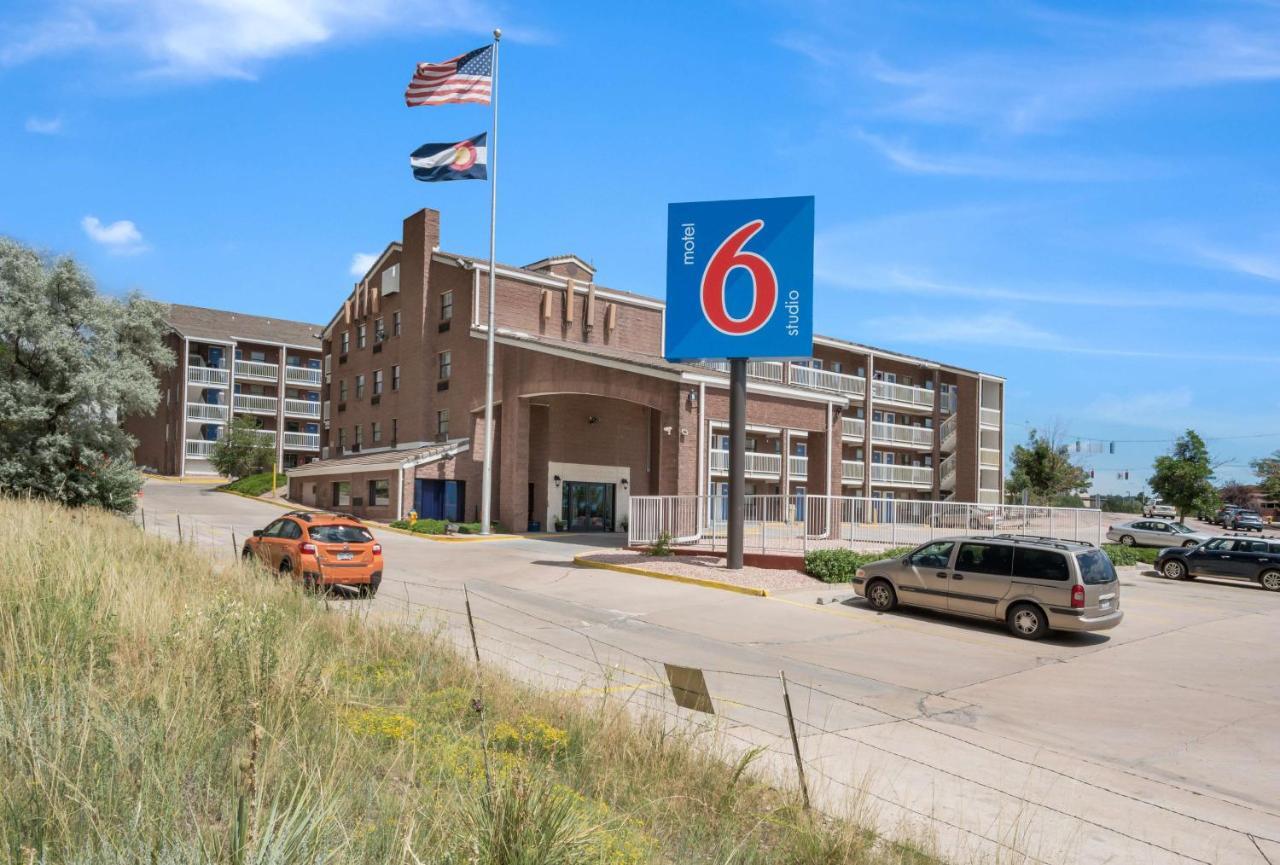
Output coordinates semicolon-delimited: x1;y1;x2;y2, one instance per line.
865;579;897;612
1162;560;1187;580
1007;603;1048;640
1119;535;1136;547
1260;570;1280;592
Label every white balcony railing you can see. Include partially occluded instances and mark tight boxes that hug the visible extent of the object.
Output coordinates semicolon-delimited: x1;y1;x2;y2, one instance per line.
186;402;229;422
282;431;320;450
940;453;957;489
251;429;277;443
709;449;782;476
234;359;278;380
285;365;324;387
234;393;278;415
872;380;934;410
788;455;808;477
980;448;1001;468
284;398;321;418
841;460;865;483
788;364;866;397
939;413;958;452
871;421;934;449
870;463;934;488
185;439;216;458
694;360;786;385
841;417;865;440
187;366;229;387
980;406;1001;427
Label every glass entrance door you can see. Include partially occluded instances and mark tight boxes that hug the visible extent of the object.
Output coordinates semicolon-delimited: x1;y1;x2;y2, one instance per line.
562;482;616;532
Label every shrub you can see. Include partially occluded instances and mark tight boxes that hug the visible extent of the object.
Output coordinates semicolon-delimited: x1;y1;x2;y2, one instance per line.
804;547;914;583
1102;544;1159;566
411;519;449;535
220;471;281;497
648;531;673;557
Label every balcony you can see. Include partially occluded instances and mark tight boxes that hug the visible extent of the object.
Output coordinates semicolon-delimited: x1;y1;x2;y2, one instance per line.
185;439;216;458
939;414;958;453
980;406;1001;428
187;366;229;387
872;380;934;411
841;460;865;483
234;359;278;381
284;398;321;418
285;366;324;387
186;402;229;422
788;364;866;397
841;417;865;440
939;453;956;490
708;449;783;477
234;393;278;415
980;448;1001;468
871;421;934;449
282;431;320;450
788;455;808;477
694;360;785;385
870;463;934;488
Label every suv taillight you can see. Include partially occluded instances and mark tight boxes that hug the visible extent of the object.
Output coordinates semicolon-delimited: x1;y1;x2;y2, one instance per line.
372;543;382;556
300;542;317;555
1071;585;1085;609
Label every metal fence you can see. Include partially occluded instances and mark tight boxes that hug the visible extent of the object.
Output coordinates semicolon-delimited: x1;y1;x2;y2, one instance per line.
629;494;1104;553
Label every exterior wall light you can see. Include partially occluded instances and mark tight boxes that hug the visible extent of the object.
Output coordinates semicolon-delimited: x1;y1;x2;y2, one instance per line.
553;475;561;487
620;478;629;489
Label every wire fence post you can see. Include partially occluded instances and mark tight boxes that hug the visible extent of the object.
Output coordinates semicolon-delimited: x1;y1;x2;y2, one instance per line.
177;514;183;544
141;508;146;532
779;670;811;811
232;529;238;559
463;585;494;796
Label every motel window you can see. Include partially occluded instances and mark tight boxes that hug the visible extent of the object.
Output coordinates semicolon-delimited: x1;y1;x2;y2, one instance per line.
393;311;401;336
357;324;367;349
337;428;346;449
373;369;383;395
368;479;390;507
391;365;400;390
354;425;363;449
437;409;449;439
333;482;351;507
372;421;381;443
440;290;454;322
374;318;385;342
355;374;365;399
338;379;348;402
438;351;452;381
391;418;398;442
340;332;349;354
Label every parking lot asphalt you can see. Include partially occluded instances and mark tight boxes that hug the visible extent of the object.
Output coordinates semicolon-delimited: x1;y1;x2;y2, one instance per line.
137;480;1280;865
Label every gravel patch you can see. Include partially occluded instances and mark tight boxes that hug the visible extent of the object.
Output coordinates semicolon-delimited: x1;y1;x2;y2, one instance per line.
581;550;820;592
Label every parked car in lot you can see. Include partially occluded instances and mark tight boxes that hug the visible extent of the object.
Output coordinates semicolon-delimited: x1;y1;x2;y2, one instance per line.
242;511;383;596
1106;519;1209;548
852;534;1123;639
1143;502;1177;519
1230;511;1264;532
1155;536;1280;591
1215;505;1245;526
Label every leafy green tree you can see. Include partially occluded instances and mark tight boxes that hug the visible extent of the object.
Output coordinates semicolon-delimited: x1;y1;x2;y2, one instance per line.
1149;430;1216;522
1006;428;1091;505
0;238;171;512
1251;450;1280;503
209;415;275;479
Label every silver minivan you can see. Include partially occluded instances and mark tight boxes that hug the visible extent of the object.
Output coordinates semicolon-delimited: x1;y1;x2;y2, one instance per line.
852;534;1124;639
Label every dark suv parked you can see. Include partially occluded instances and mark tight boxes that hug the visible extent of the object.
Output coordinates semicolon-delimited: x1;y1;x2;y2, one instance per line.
1155;537;1280;591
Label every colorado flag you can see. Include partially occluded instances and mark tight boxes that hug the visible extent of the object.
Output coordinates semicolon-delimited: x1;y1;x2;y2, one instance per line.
410;133;488;182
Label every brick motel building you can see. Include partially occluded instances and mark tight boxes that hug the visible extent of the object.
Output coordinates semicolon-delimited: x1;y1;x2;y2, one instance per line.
274;208;1005;532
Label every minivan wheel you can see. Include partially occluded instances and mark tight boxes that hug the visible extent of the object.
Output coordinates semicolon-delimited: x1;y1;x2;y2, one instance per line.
1260;570;1280;592
1007;603;1048;640
1119;535;1135;547
1162;560;1187;580
865;579;897;612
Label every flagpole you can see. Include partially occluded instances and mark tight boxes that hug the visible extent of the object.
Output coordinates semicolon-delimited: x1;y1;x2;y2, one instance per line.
480;28;501;535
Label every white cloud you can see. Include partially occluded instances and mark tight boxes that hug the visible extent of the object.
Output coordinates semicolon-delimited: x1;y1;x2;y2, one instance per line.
1;0;496;79
1187;241;1280;283
24;115;63;134
349;252;377;277
81;215;146;254
1086;389;1194;425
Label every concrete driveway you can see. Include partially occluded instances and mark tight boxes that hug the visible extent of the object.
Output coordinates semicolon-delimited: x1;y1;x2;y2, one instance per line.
136;480;1280;865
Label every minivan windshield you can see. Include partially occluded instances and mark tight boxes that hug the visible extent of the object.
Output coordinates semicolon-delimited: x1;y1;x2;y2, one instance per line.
1076;550;1117;585
308;524;374;543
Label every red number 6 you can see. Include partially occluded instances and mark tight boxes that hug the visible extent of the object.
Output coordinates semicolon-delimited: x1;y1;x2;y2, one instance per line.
700;219;778;336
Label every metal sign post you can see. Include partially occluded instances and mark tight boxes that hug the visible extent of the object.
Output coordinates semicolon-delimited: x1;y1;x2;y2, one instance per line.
728;358;747;569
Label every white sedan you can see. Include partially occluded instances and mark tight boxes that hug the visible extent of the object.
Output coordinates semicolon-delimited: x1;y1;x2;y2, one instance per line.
1106;519;1210;548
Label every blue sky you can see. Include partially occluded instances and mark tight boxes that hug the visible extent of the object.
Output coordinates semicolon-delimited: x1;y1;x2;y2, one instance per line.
2;0;1278;493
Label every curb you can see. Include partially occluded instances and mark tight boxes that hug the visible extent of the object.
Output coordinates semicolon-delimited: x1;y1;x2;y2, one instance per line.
213;488;300;510
375;523;516;543
573;554;769;597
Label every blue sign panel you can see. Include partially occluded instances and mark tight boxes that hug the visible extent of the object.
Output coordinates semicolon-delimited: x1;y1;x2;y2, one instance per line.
664;196;814;361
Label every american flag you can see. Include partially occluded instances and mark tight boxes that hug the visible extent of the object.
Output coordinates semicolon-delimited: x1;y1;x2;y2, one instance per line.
405;45;493;106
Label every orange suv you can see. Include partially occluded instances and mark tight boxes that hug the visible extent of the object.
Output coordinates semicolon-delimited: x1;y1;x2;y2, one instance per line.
242;511;383;596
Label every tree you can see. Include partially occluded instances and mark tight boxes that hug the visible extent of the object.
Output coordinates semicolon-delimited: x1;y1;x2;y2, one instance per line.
1149;430;1216;522
1218;481;1257;508
1006;428;1091;505
1251;450;1280;503
0;238;171;513
209;415;275;479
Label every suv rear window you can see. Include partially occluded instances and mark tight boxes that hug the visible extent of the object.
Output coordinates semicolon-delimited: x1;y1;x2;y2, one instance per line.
1012;548;1069;581
308;524;374;543
1076;550;1117;585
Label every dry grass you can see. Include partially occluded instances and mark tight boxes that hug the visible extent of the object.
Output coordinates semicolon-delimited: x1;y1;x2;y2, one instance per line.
0;497;940;865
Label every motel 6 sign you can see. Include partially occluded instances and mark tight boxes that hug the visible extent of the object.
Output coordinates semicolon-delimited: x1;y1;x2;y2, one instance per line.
664;196;814;362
